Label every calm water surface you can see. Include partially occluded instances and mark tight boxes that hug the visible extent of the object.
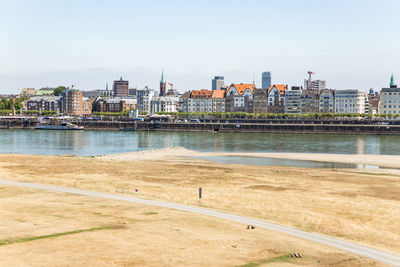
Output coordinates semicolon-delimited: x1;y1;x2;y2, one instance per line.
0;129;400;156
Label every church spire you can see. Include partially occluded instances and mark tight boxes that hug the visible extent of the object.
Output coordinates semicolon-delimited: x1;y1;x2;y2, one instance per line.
160;69;166;84
159;69;167;97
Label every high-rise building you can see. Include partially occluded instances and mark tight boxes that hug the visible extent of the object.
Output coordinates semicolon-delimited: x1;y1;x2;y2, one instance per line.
212;76;224;90
113;77;129;97
159;70;167;97
262;72;271;90
62;87;84;116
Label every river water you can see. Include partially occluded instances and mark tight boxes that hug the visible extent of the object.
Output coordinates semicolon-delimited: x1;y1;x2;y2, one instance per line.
1;129;399;156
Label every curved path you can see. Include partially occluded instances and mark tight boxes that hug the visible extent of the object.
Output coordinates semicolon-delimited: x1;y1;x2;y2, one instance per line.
1;179;399;266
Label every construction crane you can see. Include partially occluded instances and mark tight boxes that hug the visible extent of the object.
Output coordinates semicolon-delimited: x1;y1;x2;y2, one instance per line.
168;83;174;90
307;71;315;90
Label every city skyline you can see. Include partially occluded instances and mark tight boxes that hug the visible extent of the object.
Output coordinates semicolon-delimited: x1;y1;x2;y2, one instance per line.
1;0;400;92
3;68;397;94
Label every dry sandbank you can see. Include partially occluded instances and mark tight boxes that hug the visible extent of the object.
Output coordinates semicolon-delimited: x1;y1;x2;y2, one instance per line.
98;147;400;168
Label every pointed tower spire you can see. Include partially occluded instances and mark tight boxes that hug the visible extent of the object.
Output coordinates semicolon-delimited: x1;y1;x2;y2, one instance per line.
159;69;166;96
390;74;396;88
160;69;166;84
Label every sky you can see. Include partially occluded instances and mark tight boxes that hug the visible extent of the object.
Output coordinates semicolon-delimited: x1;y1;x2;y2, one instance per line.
0;0;399;93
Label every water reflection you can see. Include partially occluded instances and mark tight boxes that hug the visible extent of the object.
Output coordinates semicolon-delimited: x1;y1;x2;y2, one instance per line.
0;129;400;156
194;156;360;168
193;156;396;169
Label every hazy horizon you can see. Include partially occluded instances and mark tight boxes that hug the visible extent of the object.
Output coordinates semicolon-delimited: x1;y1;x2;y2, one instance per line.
1;0;399;93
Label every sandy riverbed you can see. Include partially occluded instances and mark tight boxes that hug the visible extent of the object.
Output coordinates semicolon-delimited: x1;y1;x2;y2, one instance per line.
99;147;400;168
1;151;399;266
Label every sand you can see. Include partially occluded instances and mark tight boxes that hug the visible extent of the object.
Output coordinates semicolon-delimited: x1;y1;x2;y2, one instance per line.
0;186;381;266
1;149;400;266
99;147;400;168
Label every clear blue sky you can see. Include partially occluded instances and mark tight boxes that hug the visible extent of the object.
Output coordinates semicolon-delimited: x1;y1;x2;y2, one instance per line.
0;0;399;93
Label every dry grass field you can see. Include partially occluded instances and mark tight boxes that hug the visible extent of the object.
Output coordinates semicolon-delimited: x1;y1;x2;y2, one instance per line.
0;186;380;266
0;150;399;266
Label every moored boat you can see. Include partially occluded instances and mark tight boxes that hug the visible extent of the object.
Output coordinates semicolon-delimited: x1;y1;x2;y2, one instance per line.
35;122;84;130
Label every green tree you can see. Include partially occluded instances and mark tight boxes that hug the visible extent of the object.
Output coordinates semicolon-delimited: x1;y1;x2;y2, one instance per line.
53;86;66;96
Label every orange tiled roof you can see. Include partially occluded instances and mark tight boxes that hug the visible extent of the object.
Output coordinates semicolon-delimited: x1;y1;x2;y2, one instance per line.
226;83;255;95
191;89;213;98
269;84;286;95
212;90;225;98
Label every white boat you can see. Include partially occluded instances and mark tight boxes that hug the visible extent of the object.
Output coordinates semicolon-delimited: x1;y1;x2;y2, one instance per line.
35;122;84;130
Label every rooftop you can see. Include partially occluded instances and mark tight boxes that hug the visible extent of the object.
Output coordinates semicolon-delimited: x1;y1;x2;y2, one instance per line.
191;89;213;98
212;90;225;99
227;83;255;95
269;84;286;95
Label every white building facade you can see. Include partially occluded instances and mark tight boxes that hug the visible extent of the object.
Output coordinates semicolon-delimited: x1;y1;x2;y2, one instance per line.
334;89;366;114
379;88;400;114
150;96;179;114
137;88;154;114
285;87;302;113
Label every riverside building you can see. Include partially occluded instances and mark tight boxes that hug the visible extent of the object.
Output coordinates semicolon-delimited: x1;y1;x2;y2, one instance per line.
335;89;366;114
150;96;179;114
285;86;302;114
319;89;335;113
137;87;154;114
62;87;84;116
301;89;320;113
367;89;380;114
93;98;136;113
267;84;286;113
225;83;255;113
26;95;61;112
253;88;268;114
379;87;400;114
179;89;226;113
189;89;213;113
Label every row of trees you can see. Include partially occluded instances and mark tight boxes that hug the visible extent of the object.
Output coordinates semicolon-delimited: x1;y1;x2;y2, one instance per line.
89;111;400;119
154;112;400;119
0;85;66;115
53;86;66;96
0;97;27;111
0;110;57;116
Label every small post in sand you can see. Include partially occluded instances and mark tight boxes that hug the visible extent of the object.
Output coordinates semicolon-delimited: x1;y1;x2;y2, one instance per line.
199;187;202;206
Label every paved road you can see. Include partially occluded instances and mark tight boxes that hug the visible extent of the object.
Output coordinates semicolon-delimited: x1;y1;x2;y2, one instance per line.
1;179;399;266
